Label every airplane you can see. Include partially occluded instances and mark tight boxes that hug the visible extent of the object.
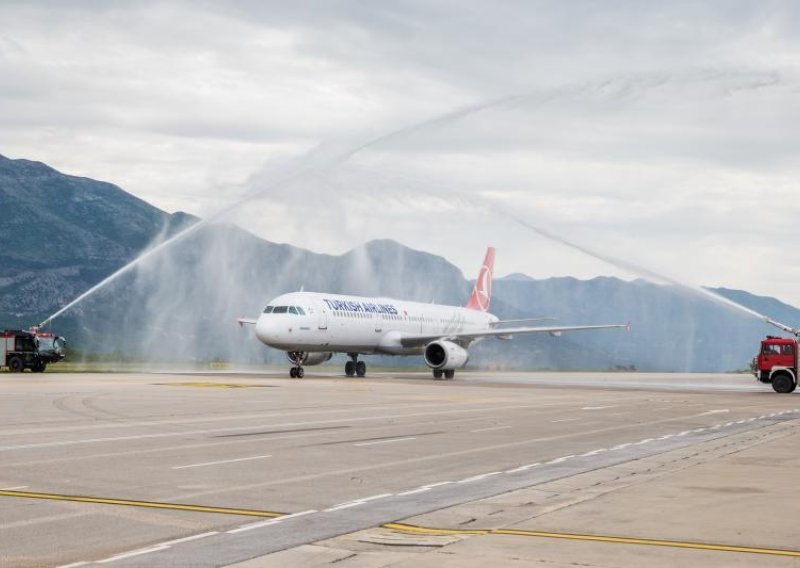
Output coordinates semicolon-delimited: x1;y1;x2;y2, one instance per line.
238;247;629;379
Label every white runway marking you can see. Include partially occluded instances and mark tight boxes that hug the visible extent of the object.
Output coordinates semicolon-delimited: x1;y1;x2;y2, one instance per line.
582;406;614;410
470;426;512;433
55;563;88;568
397;481;453;496
159;532;219;546
322;409;798;527
227;511;316;534
0;403;549;452
0;485;28;490
458;471;502;483
550;418;580;423
171;455;271;469
97;546;170;563
505;462;541;473
701;409;730;415
325;493;393;512
581;448;607;456
354;437;416;447
546;455;576;464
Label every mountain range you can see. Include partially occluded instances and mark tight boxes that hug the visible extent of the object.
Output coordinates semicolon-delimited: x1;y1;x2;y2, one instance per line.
1;153;797;372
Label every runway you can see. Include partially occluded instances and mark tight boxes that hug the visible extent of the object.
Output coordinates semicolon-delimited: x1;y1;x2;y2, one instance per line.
0;370;796;567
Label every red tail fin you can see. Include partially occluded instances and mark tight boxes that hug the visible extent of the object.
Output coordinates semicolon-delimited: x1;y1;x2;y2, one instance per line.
466;247;495;312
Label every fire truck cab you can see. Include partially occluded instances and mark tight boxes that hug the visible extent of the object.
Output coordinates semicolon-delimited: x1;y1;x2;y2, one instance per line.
1;329;66;373
754;336;798;393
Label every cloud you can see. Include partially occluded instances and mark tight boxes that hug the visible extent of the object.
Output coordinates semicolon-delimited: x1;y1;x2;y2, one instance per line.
1;1;800;304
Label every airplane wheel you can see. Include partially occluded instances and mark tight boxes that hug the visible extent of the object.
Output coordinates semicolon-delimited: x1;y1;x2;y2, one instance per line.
296;367;305;378
356;361;366;377
289;367;297;378
444;370;455;380
433;369;443;379
345;361;355;376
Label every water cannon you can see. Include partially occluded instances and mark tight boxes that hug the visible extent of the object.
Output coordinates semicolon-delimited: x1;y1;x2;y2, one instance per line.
763;317;800;338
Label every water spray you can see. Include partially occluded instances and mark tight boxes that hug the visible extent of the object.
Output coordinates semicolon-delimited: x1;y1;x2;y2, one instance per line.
763;317;800;338
323;162;777;326
39;71;784;333
38;90;551;327
489;207;773;323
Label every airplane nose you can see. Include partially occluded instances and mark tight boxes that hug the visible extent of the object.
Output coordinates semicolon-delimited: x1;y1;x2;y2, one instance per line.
255;315;279;345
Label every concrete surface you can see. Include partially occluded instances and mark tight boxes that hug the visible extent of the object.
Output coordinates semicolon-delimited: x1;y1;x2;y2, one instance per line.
0;370;796;567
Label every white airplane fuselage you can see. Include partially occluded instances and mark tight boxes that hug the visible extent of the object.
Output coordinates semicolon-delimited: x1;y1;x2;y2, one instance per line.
255;291;497;355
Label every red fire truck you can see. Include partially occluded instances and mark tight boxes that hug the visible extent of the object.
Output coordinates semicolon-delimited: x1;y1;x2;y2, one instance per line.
754;318;800;393
1;329;66;373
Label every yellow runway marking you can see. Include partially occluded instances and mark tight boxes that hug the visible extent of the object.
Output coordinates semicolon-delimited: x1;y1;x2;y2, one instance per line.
5;490;796;558
383;523;800;558
0;490;284;518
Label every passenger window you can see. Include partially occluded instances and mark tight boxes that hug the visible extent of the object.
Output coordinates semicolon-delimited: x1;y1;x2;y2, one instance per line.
263;306;274;313
273;306;288;314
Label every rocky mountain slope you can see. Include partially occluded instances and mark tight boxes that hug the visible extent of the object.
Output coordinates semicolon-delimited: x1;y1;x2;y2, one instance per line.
1;154;795;371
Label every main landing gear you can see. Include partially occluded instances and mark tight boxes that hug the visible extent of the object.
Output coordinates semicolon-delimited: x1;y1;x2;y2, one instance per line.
345;353;366;377
433;369;455;380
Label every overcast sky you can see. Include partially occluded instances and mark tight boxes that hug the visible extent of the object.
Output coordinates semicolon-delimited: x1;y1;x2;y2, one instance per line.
2;1;800;305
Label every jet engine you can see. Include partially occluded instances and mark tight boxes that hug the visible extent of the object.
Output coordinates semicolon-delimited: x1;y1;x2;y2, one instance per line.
424;340;469;370
286;351;333;366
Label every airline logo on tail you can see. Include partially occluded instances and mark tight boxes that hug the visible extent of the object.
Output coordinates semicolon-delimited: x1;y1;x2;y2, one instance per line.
466;247;495;312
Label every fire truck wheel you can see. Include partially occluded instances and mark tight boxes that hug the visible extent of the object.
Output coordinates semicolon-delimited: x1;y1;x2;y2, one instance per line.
772;373;796;394
8;357;23;373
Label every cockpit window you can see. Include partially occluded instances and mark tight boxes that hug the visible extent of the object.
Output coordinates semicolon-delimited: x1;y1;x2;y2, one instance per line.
266;305;305;315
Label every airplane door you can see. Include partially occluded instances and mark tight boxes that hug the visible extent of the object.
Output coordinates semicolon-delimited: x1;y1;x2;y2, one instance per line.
374;313;382;333
317;302;328;330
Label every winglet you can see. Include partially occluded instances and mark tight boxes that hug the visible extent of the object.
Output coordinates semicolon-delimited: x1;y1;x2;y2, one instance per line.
625;321;632;332
466;247;495;312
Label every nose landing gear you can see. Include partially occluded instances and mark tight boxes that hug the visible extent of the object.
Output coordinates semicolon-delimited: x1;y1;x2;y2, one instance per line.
287;351;306;379
345;353;366;377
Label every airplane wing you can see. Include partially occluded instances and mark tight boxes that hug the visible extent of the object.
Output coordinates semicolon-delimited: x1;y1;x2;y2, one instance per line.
490;317;555;327
399;323;630;348
237;318;257;326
